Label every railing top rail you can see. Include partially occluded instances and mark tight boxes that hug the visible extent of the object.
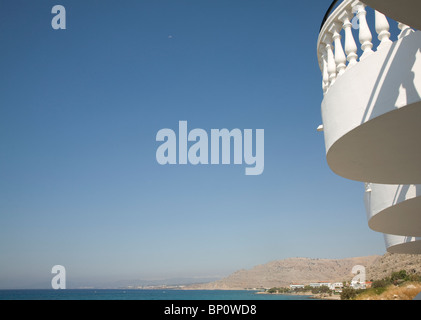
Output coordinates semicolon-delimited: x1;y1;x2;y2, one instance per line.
320;0;341;32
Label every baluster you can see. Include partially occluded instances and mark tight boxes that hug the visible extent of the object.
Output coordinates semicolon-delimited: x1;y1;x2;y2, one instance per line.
329;22;347;76
375;11;392;50
323;33;337;86
353;2;373;60
398;22;414;39
321;48;329;94
339;10;358;68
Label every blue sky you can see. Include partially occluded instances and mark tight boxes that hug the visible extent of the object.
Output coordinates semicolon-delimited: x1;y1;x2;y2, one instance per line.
0;0;386;288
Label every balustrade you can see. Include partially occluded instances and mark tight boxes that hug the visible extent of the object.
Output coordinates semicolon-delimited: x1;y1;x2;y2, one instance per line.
317;0;415;94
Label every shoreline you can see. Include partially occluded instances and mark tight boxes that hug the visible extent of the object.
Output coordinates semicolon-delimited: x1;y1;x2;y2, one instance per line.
257;291;341;300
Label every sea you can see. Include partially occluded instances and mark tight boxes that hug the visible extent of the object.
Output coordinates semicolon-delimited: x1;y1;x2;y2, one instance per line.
0;289;315;300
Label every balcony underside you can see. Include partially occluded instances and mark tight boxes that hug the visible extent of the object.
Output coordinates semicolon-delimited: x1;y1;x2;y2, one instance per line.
368;195;421;237
384;234;421;254
322;30;421;184
363;0;421;31
327;101;421;184
387;239;421;254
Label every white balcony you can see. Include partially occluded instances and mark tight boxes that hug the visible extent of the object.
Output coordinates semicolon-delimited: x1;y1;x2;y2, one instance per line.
384;234;421;254
319;0;421;254
318;0;421;184
364;183;421;237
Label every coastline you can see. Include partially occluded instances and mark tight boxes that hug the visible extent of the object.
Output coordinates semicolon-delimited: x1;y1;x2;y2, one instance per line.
256;291;341;300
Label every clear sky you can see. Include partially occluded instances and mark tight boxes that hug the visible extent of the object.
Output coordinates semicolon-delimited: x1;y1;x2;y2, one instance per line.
0;0;386;289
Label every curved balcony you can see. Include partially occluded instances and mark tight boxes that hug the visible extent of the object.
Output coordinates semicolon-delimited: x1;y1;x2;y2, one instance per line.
318;0;421;184
319;1;421;255
384;234;421;254
364;183;421;237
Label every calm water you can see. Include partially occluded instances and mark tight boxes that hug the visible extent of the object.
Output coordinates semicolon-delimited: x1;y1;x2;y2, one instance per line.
0;289;314;300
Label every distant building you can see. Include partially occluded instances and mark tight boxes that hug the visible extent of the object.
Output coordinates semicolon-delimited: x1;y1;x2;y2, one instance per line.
309;282;331;288
350;281;366;290
329;282;343;292
289;284;305;290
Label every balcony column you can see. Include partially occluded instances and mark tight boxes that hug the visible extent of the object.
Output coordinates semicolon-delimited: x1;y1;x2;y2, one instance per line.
353;2;373;60
338;10;358;68
329;22;347;76
375;11;392;50
321;48;329;94
322;33;337;86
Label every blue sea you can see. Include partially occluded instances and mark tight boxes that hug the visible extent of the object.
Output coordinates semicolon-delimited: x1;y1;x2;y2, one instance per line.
0;289;315;300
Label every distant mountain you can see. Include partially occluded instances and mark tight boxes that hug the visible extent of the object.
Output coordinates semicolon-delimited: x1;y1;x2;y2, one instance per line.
90;277;220;288
1;276;224;290
187;256;381;289
68;277;223;289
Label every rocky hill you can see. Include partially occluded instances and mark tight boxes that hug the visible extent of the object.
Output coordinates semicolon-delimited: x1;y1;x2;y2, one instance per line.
187;253;421;290
187;256;380;289
365;252;421;281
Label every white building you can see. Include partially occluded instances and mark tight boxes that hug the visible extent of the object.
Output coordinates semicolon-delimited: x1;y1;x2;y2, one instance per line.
317;0;421;253
350;281;366;290
329;282;344;291
309;282;331;288
289;284;305;290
